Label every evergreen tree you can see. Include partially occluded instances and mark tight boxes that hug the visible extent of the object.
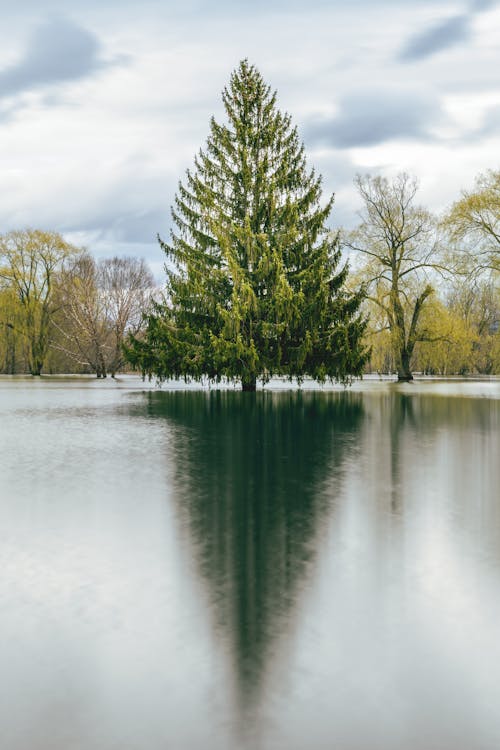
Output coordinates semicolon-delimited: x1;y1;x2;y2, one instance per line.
127;60;368;390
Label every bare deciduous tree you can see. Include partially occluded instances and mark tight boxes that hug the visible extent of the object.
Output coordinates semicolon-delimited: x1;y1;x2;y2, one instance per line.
99;257;154;376
53;254;154;377
344;173;446;381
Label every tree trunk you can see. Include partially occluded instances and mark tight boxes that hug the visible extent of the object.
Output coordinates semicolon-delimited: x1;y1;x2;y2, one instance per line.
242;375;257;392
397;349;413;381
29;354;43;376
28;337;43;375
28;309;50;376
96;350;107;378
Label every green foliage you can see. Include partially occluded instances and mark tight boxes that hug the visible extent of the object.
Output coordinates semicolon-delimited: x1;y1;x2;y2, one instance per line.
361;273;500;376
414;298;476;376
0;229;80;375
0;286;26;373
444;169;500;273
126;61;368;389
0;232;153;377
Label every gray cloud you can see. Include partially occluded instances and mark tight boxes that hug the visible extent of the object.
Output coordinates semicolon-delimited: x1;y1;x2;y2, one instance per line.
304;90;442;149
474;104;500;138
0;16;120;99
399;0;496;62
470;0;496;10
54;202;172;247
101;209;171;245
399;15;470;62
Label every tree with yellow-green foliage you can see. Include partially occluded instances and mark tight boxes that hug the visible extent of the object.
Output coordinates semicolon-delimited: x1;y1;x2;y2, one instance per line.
0;229;80;375
413;298;476;376
450;275;499;374
444;169;500;274
0;286;25;373
345;173;447;381
347;170;500;378
442;171;500;373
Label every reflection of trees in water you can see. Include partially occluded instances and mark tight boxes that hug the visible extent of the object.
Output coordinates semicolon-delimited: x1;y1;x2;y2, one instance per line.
368;389;500;529
144;390;363;715
390;394;415;513
391;391;499;432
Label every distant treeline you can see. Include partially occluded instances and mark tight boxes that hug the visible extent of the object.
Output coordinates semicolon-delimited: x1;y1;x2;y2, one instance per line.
0;230;154;377
348;171;499;377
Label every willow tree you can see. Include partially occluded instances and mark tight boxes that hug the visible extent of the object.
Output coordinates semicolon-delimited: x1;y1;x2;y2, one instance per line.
444;169;500;274
0;229;79;375
127;60;367;390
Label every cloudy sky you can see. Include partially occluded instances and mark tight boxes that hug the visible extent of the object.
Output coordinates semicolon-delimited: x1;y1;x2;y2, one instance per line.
1;0;499;277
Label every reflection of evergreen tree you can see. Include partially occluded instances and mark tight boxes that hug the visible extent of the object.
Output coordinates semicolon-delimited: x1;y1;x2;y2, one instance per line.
144;390;363;714
367;389;499;514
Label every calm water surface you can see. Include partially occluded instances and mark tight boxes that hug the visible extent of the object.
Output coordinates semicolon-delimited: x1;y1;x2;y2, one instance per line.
0;376;499;750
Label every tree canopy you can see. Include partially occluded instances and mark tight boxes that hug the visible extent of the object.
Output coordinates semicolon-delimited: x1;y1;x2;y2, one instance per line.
52;254;154;377
444;169;500;274
0;229;79;375
345;174;443;381
126;60;368;389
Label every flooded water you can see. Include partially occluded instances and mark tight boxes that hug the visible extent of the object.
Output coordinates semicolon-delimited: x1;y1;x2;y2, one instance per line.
1;376;499;750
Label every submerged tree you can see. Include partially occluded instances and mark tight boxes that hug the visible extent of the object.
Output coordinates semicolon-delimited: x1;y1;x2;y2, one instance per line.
52;253;110;377
345;174;444;381
0;286;24;373
126;60;368;390
54;254;154;377
0;229;79;375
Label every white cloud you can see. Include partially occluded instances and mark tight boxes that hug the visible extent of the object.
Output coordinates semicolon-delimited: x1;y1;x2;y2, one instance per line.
0;2;498;267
